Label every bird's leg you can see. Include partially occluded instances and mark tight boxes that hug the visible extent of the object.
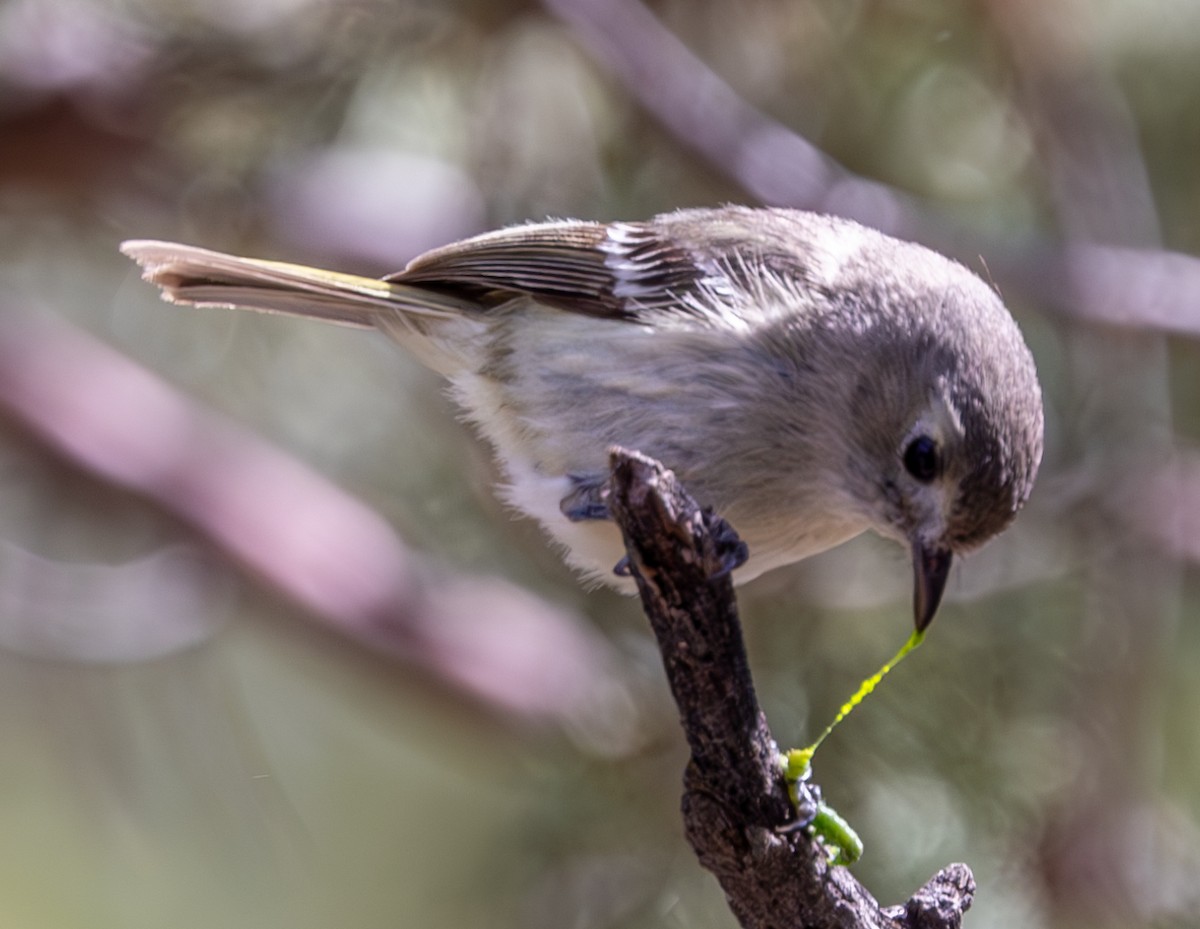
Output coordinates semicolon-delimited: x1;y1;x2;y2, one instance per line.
560;473;612;522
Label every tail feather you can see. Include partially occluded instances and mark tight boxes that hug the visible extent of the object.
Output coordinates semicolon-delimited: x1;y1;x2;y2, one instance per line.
119;240;475;328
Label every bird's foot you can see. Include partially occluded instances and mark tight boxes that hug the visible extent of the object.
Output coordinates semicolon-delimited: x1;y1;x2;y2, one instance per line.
560;473;611;522
704;509;749;578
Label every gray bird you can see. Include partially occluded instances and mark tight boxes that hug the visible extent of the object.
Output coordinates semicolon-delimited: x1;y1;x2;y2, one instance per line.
122;206;1044;629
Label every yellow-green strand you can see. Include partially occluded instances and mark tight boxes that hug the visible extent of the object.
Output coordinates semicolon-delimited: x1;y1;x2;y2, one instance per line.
802;628;925;760
779;629;926;866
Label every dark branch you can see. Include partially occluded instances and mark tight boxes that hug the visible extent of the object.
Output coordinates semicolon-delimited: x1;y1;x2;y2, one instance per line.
605;447;974;929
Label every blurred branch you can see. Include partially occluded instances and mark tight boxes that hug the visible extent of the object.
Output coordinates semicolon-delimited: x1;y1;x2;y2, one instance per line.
986;0;1160;246
542;0;894;215
1005;244;1200;336
982;4;1181;925
1124;448;1200;565
0;307;628;732
606;447;974;929
544;0;1200;337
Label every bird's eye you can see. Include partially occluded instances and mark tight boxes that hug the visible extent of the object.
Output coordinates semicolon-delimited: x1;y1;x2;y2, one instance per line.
903;435;940;483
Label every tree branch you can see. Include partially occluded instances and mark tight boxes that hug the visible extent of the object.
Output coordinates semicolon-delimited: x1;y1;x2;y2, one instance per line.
605;447;974;929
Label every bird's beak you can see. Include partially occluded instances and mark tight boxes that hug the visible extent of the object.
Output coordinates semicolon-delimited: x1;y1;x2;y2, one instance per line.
912;542;952;632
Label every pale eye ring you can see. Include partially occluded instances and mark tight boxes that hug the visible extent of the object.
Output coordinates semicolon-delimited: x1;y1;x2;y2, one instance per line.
903;435;940;483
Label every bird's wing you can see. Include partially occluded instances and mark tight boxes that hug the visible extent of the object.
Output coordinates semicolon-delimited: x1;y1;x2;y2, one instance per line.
125;208;823;329
392;218;731;320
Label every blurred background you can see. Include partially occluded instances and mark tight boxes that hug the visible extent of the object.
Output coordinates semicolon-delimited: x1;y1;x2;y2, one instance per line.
1;0;1198;927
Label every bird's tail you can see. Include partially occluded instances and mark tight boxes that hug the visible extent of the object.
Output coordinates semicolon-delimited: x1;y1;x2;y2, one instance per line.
120;240;476;329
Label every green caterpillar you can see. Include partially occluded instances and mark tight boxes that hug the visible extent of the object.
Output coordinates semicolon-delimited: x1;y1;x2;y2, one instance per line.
779;749;862;866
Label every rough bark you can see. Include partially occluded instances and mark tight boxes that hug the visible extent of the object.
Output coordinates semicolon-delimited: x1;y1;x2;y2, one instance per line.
606;447;974;929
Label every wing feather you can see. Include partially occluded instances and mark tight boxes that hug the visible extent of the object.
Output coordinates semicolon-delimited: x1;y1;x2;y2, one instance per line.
392;219;716;318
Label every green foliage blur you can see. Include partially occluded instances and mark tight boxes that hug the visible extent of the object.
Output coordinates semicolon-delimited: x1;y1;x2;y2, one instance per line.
1;1;1199;928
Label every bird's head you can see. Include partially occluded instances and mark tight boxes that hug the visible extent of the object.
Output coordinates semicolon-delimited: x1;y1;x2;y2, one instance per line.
836;247;1044;630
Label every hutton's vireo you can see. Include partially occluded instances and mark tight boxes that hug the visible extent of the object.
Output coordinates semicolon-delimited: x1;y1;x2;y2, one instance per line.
122;206;1043;629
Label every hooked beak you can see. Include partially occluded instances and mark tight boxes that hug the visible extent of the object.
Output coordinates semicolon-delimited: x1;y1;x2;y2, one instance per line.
912;542;953;632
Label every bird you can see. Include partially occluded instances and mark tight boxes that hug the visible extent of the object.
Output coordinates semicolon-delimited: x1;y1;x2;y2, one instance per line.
122;205;1044;630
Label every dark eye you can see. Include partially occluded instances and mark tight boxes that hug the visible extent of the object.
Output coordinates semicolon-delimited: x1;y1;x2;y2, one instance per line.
903;435;940;483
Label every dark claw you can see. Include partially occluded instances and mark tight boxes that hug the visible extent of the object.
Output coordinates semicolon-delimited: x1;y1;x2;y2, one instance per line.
560;475;611;522
563;502;611;521
706;511;749;578
711;540;750;579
